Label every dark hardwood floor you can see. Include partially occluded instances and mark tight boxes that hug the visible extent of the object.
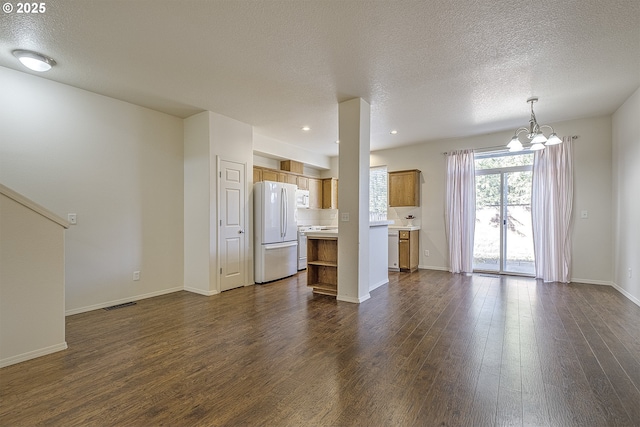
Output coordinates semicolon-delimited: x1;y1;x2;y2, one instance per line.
2;270;640;426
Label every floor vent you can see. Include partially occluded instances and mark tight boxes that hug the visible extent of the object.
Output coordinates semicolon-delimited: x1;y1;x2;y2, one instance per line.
104;301;137;311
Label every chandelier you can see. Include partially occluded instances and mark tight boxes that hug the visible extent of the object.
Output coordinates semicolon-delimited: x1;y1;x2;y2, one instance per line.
507;97;562;152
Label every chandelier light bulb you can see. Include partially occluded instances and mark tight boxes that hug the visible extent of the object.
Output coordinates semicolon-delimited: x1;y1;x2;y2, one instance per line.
531;133;547;144
546;133;562;145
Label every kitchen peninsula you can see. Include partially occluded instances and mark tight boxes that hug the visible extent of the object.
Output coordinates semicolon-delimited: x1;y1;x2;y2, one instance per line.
305;220;391;297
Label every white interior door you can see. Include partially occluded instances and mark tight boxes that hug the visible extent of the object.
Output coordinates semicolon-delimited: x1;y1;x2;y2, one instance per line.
219;159;246;292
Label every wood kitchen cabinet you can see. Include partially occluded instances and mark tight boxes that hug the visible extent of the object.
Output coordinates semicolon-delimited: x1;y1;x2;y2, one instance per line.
281;173;297;185
280;160;304;174
399;230;419;272
253;165;329;210
307;236;338;296
308;178;322;209
297;176;309;190
322;178;338;209
253;167;263;183
389;169;421;207
260;168;279;182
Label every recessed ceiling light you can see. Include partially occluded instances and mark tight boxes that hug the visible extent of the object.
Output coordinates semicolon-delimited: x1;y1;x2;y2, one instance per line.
390;130;398;135
301;126;311;131
335;140;340;144
12;49;56;72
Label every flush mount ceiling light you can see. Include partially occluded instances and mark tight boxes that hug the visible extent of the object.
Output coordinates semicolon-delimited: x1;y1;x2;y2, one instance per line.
507;97;562;152
390;130;398;135
12;49;57;72
301;126;310;131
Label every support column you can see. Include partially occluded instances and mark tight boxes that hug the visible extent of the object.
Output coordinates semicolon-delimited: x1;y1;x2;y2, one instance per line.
337;98;370;303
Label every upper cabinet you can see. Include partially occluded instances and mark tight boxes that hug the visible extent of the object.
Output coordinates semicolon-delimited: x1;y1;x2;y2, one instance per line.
253;167;263;183
322;178;338;209
297;176;309;191
388;169;421;207
308;178;322;209
253;163;336;210
261;168;279;182
280;160;304;174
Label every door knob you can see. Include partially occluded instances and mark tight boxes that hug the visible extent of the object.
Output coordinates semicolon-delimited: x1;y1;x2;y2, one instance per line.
238;229;245;234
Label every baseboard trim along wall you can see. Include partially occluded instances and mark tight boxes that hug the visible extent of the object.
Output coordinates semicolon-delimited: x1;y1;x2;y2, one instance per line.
418;265;449;271
369;280;389;293
571;277;613;286
337;294;371;304
184;286;220;297
610;282;640;308
65;286;184;316
1;342;68;368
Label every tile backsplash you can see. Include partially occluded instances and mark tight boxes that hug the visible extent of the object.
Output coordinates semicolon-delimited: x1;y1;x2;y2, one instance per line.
387;207;421;227
297;209;338;227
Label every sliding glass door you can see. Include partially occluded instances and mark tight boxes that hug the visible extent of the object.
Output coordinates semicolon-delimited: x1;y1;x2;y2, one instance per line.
473;153;535;275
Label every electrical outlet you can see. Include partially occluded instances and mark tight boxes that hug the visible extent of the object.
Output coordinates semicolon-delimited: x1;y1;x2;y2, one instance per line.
68;213;77;225
341;212;350;222
133;271;140;281
424;250;430;257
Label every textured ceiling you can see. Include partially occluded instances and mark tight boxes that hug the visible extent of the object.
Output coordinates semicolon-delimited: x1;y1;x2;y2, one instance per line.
1;0;638;157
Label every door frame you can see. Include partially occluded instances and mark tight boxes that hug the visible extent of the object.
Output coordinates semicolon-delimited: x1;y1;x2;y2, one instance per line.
216;156;250;292
474;164;533;276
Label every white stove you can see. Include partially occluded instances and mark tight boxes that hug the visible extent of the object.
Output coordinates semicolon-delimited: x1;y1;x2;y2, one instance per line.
297;226;324;270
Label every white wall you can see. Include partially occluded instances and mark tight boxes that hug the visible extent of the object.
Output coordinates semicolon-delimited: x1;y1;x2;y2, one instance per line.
0;66;185;314
1;189;67;367
612;87;640;305
253;133;331;170
184;111;253;294
184;112;212;294
370;115;614;284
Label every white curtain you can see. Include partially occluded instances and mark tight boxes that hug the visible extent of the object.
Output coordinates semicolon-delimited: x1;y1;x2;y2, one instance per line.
532;136;574;282
445;150;476;274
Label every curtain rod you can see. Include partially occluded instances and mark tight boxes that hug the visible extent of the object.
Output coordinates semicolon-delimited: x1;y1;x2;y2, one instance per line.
442;135;579;155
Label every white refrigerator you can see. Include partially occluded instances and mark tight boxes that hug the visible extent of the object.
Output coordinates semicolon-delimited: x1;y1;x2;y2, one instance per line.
254;181;298;283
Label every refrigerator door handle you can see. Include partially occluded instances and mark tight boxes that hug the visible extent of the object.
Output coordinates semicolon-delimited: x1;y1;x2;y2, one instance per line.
281;187;285;238
264;241;298;250
283;187;287;238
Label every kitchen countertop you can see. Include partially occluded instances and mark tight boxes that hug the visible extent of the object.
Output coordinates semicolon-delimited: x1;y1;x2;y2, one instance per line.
388;225;421;231
305;221;392;238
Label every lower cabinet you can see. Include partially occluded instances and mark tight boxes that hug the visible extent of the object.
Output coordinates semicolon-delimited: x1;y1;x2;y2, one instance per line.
399;230;419;272
307;237;337;296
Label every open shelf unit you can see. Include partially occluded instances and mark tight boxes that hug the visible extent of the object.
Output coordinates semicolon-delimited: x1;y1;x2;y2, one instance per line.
307;237;337;296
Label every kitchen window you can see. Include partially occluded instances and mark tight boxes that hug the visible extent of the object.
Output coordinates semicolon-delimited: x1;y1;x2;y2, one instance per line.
370;165;387;219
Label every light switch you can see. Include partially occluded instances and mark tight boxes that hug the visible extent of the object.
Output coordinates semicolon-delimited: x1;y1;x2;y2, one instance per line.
581;210;588;219
68;213;77;225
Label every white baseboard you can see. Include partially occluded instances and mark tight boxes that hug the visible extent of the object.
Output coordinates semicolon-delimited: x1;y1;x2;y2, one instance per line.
0;342;68;368
337;293;371;304
369;279;389;292
610;282;640;307
418;265;449;271
184;286;219;296
65;286;184;316
570;277;613;286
